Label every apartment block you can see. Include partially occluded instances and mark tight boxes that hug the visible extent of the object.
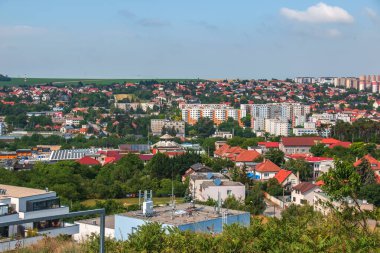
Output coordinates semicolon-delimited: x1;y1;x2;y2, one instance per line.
150;119;185;137
181;104;246;126
264;118;290;136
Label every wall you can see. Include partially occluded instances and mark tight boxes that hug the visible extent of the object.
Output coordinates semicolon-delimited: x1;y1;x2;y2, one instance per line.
178;213;250;234
73;223;114;242
200;185;245;202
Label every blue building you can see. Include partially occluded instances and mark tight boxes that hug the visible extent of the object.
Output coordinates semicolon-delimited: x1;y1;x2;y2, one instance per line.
114;203;250;241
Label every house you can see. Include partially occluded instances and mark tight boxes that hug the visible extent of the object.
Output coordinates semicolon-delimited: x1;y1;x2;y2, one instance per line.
313;191;373;215
257;142;280;153
279;137;323;155
304;157;334;178
233;150;261;167
291;182;320;205
151;134;186;157
274;169;299;187
77;156;101;166
249;160;281;180
189;172;245;202
0;184;79;252
354;154;380;183
182;163;213;182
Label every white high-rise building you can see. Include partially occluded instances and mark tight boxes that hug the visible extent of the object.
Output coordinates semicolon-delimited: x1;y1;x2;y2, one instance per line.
265;118;290;136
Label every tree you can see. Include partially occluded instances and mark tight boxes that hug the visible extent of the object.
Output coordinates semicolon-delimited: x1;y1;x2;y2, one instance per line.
320;159;370;231
310;143;327;157
264;148;285;166
356;158;376;185
359;184;380;207
283;159;312;182
263;178;283;196
245;184;266;215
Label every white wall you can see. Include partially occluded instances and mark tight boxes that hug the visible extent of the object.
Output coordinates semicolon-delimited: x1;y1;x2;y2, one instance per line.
200;185;245;202
74;223;114;242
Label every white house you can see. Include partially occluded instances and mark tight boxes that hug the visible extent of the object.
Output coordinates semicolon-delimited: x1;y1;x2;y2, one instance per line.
0;184;79;252
291;182;320;205
313;191;374;216
249;160;281;180
273;169;299;187
189;173;245;202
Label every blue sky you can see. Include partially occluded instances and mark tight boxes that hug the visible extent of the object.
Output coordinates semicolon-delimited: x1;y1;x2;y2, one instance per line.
0;0;379;79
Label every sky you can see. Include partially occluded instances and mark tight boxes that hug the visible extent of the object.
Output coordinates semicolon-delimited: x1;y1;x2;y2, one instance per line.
0;0;379;79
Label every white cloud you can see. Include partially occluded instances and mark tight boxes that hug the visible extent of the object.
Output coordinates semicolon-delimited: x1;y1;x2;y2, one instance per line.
0;25;46;37
280;2;354;24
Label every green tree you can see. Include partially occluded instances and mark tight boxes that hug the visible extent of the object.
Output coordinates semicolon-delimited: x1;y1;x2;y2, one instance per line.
356;158;376;185
283;159;312;181
264;148;285;166
310;143;328;157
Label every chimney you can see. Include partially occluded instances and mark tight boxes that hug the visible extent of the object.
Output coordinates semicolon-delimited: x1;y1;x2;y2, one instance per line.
296;171;300;183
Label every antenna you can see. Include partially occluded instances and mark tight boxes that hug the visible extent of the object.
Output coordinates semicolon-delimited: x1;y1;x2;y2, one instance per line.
217;191;221;215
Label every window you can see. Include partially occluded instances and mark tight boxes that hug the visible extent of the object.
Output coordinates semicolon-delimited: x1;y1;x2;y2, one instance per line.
293;197;296;202
300;199;307;205
264;173;269;177
131;227;137;234
227;190;232;196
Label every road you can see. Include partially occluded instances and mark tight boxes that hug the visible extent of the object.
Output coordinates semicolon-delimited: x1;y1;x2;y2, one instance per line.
263;200;283;218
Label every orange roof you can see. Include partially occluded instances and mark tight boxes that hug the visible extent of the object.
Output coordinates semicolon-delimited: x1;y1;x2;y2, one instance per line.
77;156;100;166
329;141;351;149
234;150;261;162
274;169;292;184
321;138;341;145
354;154;380;171
255;160;281;173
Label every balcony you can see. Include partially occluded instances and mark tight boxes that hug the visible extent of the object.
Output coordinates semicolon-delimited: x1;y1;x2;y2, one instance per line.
19;206;69;220
0;213;19;223
37;223;79;237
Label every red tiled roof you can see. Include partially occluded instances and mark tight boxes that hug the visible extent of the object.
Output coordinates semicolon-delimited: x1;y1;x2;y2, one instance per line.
258;142;280;148
354;154;380;171
305;157;333;162
292;182;318;194
234;150;261;162
103;157;116;165
281;137;323;147
286;154;310;160
321;138;341;145
139;154;154;161
255;160;281;173
77;156;100;166
329;141;351;149
315;180;324;186
274;169;292;184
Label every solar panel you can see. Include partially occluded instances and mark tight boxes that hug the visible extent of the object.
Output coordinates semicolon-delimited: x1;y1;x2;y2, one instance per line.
214;178;222;186
207;172;213;179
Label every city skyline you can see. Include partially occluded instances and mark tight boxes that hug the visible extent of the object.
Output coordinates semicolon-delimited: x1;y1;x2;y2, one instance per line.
1;0;379;79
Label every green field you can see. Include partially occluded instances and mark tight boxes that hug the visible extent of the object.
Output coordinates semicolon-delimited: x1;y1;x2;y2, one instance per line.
0;77;201;86
81;197;184;207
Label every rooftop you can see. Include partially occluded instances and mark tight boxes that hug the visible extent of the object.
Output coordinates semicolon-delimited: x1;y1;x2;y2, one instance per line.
117;203;248;226
0;184;52;199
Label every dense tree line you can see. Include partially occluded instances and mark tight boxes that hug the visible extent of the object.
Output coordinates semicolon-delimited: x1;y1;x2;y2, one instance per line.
0;153;200;202
331;119;380;143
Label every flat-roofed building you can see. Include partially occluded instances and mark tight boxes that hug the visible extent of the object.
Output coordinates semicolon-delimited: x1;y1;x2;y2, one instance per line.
115;203;250;240
0;184;79;252
151;119;185;137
